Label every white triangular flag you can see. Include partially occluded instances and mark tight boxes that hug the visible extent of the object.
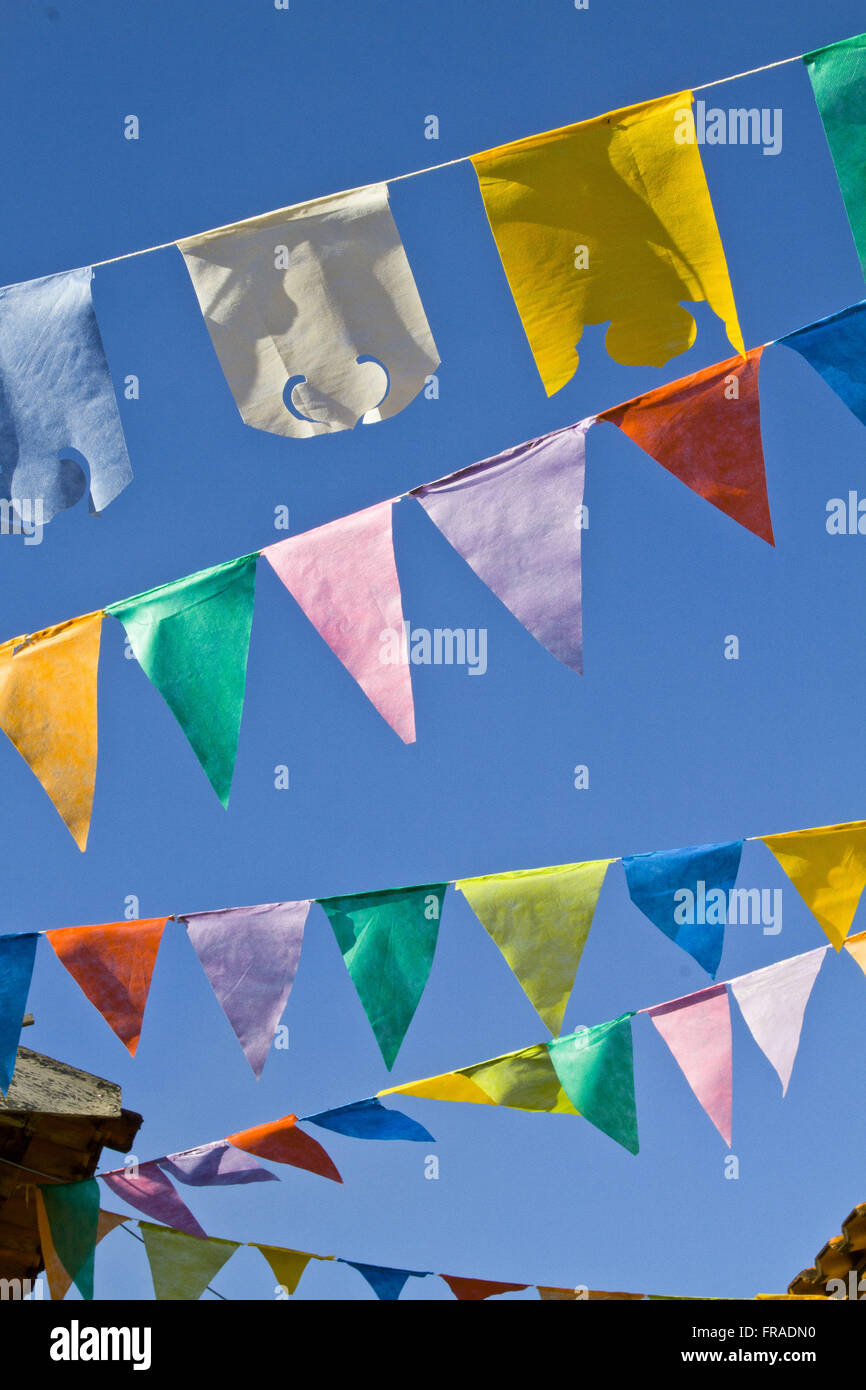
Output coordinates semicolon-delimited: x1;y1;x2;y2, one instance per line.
728;947;827;1095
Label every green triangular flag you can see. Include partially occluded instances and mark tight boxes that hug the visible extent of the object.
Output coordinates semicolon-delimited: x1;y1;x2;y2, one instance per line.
805;33;866;276
547;1013;639;1154
457;859;613;1034
106;554;258;806
139;1222;239;1300
317;883;448;1069
40;1177;100;1300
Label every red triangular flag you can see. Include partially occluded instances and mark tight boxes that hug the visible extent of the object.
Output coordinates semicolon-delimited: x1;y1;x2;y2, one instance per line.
441;1274;529;1300
227;1114;342;1184
598;348;773;544
46;918;168;1055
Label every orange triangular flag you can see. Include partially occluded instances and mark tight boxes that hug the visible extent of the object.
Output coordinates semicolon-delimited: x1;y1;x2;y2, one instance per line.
844;929;866;977
36;1192;127;1301
0;613;103;850
441;1274;529;1300
46;918;168;1054
598;348;773;544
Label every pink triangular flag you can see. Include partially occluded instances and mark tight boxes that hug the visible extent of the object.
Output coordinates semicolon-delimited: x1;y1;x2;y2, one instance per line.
647;984;732;1145
180;901;310;1078
728;947;827;1095
412;421;589;674
262;501;415;742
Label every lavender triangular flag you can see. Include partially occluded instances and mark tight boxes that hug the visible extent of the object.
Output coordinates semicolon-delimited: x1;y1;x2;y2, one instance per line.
412;421;590;673
159;1140;278;1186
728;947;827;1095
180;901;311;1078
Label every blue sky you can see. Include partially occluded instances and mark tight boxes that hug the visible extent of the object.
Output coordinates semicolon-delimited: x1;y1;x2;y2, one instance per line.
1;0;865;1300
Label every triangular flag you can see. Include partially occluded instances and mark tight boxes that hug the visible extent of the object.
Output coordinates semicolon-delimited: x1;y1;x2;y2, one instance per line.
0;932;38;1094
623;840;743;977
380;1041;579;1115
804;34;866;275
39;1178;100;1301
779;301;866;429
457;858;613;1033
647;985;732;1145
341;1260;427;1301
598;349;773;544
845;928;866;976
46;917;167;1055
303;1097;434;1142
36;1198;126;1302
251;1244;332;1297
547;1014;639;1154
159;1140;277;1187
413;422;589;673
262;501;415;742
105;554;258;806
471;92;743;394
728;947;827;1095
537;1286;645;1301
0;613;102;850
441;1275;528;1300
46;922;169;1050
139;1222;239;1300
180;901;310;1077
99;1161;207;1237
317;883;448;1069
760;820;866;950
227;1115;342;1183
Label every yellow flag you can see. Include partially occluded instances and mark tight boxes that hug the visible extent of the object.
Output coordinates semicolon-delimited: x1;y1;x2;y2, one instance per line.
0;613;102;851
380;1041;579;1115
844;928;866;976
457;860;613;1034
251;1244;332;1296
761;821;866;950
471;92;743;395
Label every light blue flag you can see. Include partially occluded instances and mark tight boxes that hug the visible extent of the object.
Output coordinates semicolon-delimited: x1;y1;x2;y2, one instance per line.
779;300;866;428
342;1260;429;1300
303;1097;434;1142
622;841;743;977
0;932;38;1094
0;268;132;522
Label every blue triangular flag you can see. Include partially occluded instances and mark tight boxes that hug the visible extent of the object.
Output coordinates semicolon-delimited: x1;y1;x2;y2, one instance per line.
0;932;38;1093
303;1097;434;1142
622;841;743;976
342;1260;429;1300
779;300;866;428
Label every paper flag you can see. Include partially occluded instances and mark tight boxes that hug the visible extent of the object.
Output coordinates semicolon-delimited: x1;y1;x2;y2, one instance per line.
227;1115;342;1183
139;1223;239;1300
342;1260;427;1301
178;184;438;437
36;1198;126;1302
0;932;38;1094
598;349;773;544
180;900;310;1077
728;947;827;1095
647;985;732;1145
760;820;866;950
413;421;589;672
39;1178;100;1301
537;1286;645;1301
302;1097;434;1142
106;554;257;807
159;1140;277;1187
457;858;612;1033
46;917;167;1055
547;1014;639;1154
844;928;866;977
262;501;414;742
99;1161;207;1238
623;840;743;977
380;1041;579;1115
779;300;866;429
251;1244;331;1296
471;91;743;394
441;1275;529;1300
0;612;102;851
318;883;448;1069
0;267;132;521
804;34;866;275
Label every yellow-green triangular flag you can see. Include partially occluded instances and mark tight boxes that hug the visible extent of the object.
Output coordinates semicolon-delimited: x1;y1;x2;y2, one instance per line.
761;821;866;950
139;1222;239;1300
380;1041;579;1115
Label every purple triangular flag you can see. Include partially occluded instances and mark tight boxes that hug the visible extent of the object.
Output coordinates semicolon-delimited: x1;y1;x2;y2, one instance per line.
99;1160;207;1238
412;420;590;673
159;1139;278;1187
180;901;311;1078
